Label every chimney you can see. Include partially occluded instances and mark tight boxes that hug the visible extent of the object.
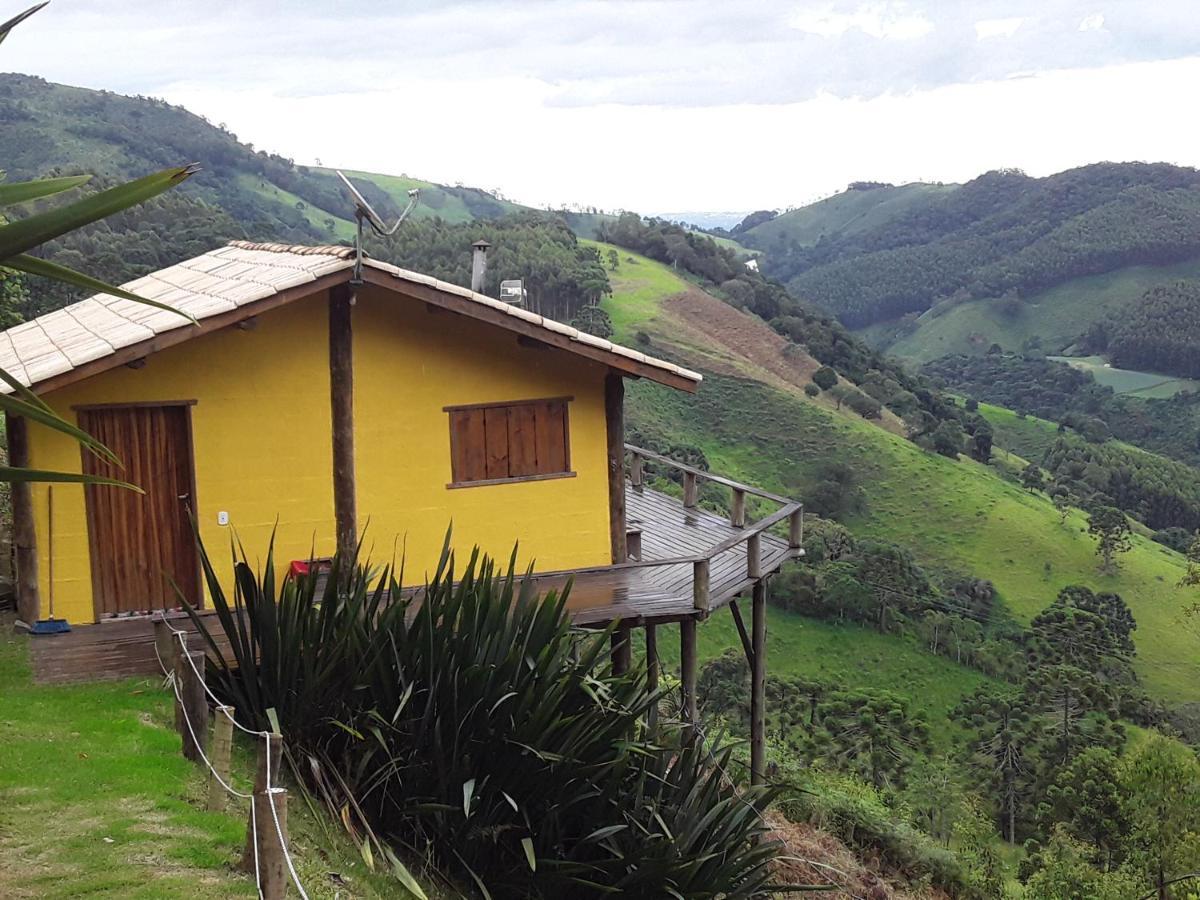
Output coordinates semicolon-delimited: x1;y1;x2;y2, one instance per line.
471;239;491;293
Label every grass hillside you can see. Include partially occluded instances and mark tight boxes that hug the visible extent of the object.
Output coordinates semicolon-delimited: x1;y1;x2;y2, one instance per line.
740;182;955;249
0;74;531;245
318;167;527;226
598;243;1200;704
868;256;1200;363
1047;354;1200;398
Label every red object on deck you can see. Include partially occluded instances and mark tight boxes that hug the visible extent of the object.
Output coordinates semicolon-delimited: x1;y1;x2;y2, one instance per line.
287;560;311;578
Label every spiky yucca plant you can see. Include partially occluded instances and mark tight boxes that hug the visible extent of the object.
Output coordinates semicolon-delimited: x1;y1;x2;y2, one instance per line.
187;534;798;898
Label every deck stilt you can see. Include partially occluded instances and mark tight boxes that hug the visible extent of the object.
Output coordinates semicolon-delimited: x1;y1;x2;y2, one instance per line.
750;579;767;785
645;623;659;732
680;617;698;739
611;624;632;674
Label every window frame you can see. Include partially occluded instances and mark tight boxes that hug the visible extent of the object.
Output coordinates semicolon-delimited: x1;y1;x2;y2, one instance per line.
444;395;576;489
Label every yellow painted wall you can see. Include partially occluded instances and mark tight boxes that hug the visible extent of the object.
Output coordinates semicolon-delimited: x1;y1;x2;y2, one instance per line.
27;294;335;624
353;285;613;582
24;285;614;624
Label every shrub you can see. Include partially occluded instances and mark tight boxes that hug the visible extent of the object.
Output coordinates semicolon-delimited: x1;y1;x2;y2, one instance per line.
189;536;788;898
812;366;838;390
803;382;820;398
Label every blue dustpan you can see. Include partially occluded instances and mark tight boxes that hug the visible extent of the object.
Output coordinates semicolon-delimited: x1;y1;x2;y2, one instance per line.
30;617;71;635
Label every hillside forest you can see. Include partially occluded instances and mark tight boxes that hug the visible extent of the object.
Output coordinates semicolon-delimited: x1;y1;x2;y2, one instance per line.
8;70;1200;898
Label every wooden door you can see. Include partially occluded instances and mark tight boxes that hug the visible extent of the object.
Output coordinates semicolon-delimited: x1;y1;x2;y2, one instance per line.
79;404;199;618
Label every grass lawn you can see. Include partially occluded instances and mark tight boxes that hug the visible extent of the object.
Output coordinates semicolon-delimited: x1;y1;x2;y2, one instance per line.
873;255;1200;363
0;621;433;899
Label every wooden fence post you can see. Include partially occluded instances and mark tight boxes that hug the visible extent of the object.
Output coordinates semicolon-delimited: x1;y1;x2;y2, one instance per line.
207;706;235;812
789;507;804;549
747;532;762;579
731;488;746;528
693;559;710;610
683;471;698;508
153;616;178;674
178;650;208;763
171;631;188;740
630;451;644;489
243;732;287;900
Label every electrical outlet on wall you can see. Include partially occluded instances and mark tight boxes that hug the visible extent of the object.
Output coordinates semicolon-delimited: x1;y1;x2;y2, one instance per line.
217;511;229;526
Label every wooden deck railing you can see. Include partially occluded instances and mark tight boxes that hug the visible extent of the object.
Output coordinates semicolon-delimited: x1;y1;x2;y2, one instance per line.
623;444;804;610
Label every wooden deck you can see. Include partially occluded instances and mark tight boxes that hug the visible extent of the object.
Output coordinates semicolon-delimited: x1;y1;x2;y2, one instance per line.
26;482;799;684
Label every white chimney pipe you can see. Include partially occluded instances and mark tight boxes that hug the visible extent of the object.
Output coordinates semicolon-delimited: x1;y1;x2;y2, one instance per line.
471;239;491;293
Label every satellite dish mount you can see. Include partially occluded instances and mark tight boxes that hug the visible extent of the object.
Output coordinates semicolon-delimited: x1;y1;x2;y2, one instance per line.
335;170;420;283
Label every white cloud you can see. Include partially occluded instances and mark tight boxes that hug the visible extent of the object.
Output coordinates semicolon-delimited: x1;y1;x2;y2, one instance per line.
975;17;1025;40
2;1;1198;212
1079;12;1106;31
790;3;935;40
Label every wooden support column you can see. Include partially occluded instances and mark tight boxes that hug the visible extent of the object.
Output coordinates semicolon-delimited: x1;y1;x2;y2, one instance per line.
605;371;627;563
645;624;659;733
7;414;40;625
680;618;698;740
693;559;710;610
611;623;632;675
329;284;357;564
750;579;768;785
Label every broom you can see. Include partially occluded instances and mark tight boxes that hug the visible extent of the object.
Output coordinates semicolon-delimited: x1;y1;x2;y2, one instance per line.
30;485;70;635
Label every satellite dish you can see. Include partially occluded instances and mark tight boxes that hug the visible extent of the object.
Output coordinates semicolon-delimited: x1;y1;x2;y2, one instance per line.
335;170;419;236
336;170;422;282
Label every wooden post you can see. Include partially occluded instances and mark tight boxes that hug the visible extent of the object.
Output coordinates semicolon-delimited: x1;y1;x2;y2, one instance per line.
789;506;804;550
254;787;289;900
680;618;698;740
750;580;767;786
747;532;762;579
683;471;698;508
243;732;284;883
611;624;632;675
605;372;627;564
153;616;179;674
207;706;235;812
329;284;357;564
172;630;188;736
630;452;644;489
645;624;659;733
7;414;40;625
626;528;643;561
177;650;209;763
731;488;746;528
693;559;710;610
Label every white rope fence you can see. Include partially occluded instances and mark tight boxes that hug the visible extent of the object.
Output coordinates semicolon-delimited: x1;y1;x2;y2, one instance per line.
153;618;309;900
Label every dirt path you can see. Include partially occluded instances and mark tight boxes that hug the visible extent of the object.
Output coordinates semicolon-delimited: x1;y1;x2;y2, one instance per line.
659;288;908;436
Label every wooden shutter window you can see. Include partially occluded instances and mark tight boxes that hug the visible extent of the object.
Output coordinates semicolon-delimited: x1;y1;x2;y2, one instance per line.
447;397;574;487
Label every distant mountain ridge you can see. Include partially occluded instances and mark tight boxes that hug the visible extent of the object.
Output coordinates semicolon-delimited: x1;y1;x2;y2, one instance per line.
739;164;1200;338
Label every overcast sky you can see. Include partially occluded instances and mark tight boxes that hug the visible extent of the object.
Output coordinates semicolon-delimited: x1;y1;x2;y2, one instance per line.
5;1;1199;214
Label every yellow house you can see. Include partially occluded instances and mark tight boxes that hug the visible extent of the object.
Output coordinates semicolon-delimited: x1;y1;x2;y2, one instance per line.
6;239;804;782
3;240;705;625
